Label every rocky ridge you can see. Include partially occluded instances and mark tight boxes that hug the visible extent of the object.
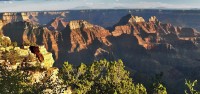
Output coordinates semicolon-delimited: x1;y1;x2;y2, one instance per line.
67;20;111;52
46;17;68;32
1;13;200;64
112;14;200;50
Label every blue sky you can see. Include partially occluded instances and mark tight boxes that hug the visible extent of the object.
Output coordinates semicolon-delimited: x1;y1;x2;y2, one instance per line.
0;0;200;12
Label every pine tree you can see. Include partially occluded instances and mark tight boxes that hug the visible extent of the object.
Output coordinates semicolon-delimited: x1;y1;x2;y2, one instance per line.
60;59;147;94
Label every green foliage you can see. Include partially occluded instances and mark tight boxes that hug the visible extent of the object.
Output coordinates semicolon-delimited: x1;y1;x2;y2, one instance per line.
1;56;200;94
154;72;167;94
12;41;18;47
26;76;66;94
1;49;23;65
185;80;200;94
153;83;167;94
60;59;147;94
0;67;31;94
0;37;11;47
0;67;64;94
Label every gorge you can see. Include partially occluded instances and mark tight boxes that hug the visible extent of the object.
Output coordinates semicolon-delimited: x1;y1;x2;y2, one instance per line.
1;9;200;93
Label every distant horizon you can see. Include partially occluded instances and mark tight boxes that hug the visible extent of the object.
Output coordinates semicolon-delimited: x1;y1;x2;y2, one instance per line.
1;0;200;12
1;8;200;13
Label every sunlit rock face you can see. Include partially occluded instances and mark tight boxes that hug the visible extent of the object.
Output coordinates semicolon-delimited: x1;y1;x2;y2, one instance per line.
0;35;54;70
0;12;67;26
0;12;34;25
0;13;67;61
112;25;131;36
67;20;111;52
39;45;55;68
2;13;22;23
1;11;200;64
1;21;63;60
0;46;54;70
47;17;68;32
0;20;4;32
112;14;199;51
1;13;200;65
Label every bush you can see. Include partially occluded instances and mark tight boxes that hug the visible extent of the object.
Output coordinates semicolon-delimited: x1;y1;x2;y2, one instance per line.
0;67;31;94
185;80;200;94
60;59;147;94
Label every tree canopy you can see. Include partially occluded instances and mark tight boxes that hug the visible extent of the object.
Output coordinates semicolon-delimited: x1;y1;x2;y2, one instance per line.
60;59;147;94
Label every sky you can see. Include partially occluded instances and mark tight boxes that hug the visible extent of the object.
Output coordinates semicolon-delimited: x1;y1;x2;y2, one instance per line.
0;0;200;12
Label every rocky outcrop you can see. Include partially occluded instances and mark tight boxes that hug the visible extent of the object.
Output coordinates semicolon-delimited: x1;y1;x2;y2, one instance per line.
0;20;4;32
2;21;61;60
112;14;199;50
66;20;111;52
0;12;68;26
39;45;55;68
149;16;158;22
129;15;145;23
46;17;68;32
0;19;111;64
0;36;54;69
94;48;110;61
29;46;44;62
1;13;23;24
0;12;30;23
42;27;60;60
0;35;69;93
112;25;131;36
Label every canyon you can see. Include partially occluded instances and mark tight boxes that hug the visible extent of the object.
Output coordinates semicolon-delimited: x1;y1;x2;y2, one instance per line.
1;10;200;93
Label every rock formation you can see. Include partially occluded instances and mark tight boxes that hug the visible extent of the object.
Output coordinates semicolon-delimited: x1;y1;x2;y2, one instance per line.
46;17;68;32
66;20;111;52
0;20;4;32
1;21;62;60
1;13;200;65
112;14;199;50
0;12;37;25
0;35;69;93
94;48;110;61
29;46;44;62
1;13;23;24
